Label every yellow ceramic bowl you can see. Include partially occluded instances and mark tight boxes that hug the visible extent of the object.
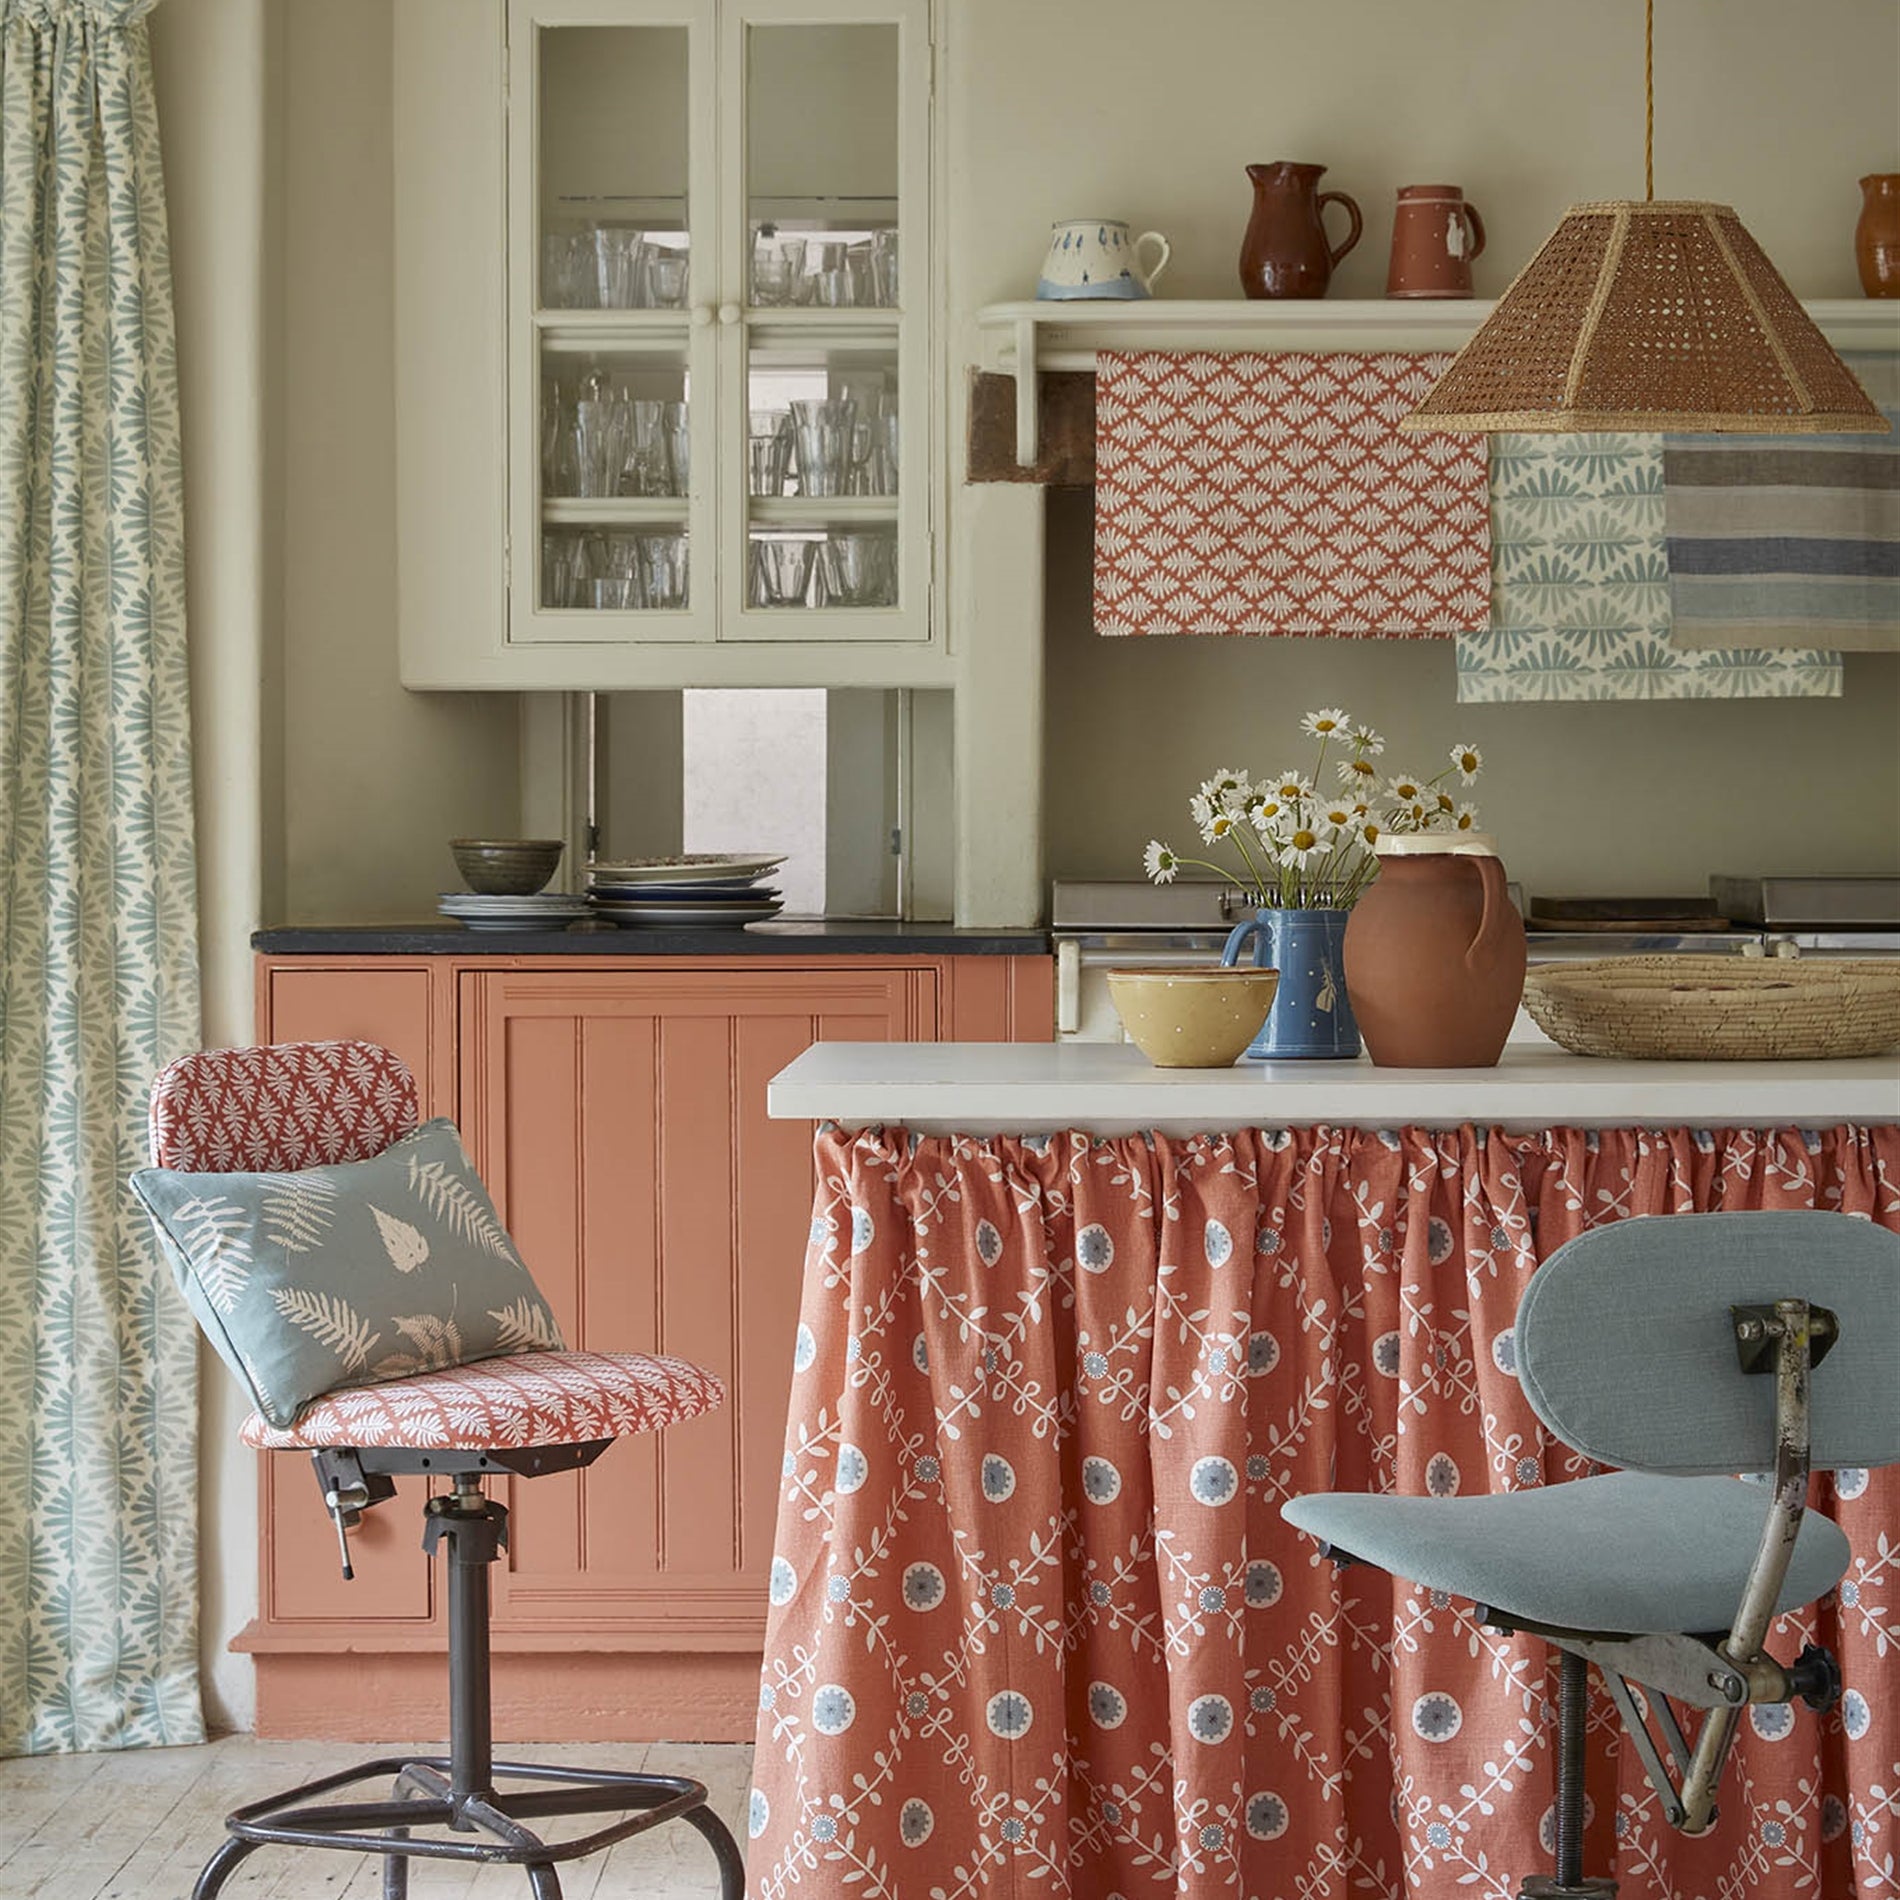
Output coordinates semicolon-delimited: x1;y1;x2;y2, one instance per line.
1106;967;1281;1068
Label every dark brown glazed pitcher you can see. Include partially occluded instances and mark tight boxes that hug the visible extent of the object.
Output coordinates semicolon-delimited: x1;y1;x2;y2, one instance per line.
1343;837;1527;1068
1239;161;1362;299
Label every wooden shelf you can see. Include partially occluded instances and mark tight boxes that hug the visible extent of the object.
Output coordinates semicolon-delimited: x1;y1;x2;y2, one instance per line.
749;496;898;527
543;497;688;526
974;296;1900;467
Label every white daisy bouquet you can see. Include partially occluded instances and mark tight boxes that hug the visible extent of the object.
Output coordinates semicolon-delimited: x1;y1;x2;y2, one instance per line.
1143;709;1485;909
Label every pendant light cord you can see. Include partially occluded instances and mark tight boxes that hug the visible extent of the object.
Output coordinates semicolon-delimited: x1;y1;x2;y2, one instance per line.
1645;0;1655;200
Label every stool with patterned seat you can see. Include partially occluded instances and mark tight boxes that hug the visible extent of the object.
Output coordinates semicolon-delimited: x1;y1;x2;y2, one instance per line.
141;1040;744;1900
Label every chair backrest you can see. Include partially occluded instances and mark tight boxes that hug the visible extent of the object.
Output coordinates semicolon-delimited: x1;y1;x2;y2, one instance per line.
148;1040;419;1173
1516;1210;1900;1476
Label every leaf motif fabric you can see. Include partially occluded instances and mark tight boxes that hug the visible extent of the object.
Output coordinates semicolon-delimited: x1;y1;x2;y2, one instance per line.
749;1121;1900;1900
0;0;203;1752
132;1119;566;1427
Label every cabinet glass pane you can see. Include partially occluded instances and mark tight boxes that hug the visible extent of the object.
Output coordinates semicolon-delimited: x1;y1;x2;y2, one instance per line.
540;349;693;612
539;27;691;309
745;345;897;610
746;25;898;308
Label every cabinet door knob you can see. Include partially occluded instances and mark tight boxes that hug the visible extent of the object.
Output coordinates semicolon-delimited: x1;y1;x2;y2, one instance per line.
718;302;742;326
691;304;715;328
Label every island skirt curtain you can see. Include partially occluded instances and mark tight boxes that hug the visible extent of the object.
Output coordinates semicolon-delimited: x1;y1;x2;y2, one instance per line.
749;1123;1900;1900
0;0;203;1751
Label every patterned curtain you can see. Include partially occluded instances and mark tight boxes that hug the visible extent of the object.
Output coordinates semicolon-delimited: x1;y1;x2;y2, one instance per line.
752;1123;1900;1900
0;0;203;1752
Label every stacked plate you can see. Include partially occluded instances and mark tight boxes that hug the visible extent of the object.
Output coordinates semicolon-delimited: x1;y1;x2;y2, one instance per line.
438;891;592;931
585;853;787;928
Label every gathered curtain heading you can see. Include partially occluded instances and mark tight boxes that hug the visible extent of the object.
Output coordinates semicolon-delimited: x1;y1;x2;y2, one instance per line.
2;0;160;28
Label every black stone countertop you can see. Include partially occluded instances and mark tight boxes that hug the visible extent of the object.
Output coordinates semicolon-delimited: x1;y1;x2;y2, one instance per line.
252;920;1051;957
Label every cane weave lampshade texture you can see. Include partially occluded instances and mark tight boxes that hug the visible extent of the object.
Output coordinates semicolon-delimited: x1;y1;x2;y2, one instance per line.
1401;200;1889;436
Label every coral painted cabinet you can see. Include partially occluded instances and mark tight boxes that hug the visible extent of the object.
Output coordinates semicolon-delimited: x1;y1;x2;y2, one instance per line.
248;951;1050;1739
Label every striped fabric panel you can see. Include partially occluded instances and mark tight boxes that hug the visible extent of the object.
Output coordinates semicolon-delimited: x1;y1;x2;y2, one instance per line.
1665;355;1900;651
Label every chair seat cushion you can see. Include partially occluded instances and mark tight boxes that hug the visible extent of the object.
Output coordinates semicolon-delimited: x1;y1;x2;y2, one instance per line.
239;1350;724;1451
1282;1471;1851;1635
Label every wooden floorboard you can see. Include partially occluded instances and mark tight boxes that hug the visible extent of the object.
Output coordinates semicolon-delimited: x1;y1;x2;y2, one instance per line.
0;1738;752;1900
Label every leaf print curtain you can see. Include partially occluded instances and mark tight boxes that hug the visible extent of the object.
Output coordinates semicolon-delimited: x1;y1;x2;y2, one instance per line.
750;1122;1900;1900
0;0;203;1752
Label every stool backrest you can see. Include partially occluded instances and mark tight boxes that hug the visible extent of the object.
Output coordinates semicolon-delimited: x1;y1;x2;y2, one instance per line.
148;1040;419;1173
1516;1209;1900;1476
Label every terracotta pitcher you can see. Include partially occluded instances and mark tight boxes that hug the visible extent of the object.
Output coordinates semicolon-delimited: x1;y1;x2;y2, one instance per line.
1857;174;1900;298
1342;835;1526;1068
1387;184;1486;297
1239;161;1362;299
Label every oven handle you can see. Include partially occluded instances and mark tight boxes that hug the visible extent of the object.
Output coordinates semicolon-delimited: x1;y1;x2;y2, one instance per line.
1055;940;1230;1035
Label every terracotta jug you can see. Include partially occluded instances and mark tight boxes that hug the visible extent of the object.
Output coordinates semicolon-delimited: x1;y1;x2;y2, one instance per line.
1342;835;1526;1068
1857;174;1900;298
1387;184;1486;298
1239;161;1362;299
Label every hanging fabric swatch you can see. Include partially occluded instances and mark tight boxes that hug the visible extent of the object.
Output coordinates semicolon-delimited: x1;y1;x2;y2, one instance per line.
1664;356;1900;652
1093;350;1491;636
1457;434;1843;701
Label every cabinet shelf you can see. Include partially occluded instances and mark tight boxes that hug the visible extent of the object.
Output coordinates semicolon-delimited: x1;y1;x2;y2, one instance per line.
749;496;898;527
544;497;690;526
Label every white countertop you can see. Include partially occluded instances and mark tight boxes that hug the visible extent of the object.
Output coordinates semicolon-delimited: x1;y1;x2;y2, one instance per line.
767;1041;1900;1134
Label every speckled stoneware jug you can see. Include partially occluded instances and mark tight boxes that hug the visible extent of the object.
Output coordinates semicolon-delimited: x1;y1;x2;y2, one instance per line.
1343;834;1527;1068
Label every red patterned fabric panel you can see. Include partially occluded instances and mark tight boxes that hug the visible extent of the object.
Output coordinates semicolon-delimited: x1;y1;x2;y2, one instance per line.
238;1350;725;1450
147;1040;419;1172
1093;349;1493;637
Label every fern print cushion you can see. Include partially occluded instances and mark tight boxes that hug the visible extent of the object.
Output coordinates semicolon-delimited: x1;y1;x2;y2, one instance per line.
131;1118;565;1427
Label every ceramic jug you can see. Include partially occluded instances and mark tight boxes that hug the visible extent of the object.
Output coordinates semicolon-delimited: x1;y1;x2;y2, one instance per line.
1238;162;1362;299
1037;219;1172;301
1342;834;1526;1068
1387;184;1486;298
1857;174;1900;298
1221;907;1361;1060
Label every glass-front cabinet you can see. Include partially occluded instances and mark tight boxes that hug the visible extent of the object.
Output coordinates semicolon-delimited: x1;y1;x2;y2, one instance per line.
510;0;932;657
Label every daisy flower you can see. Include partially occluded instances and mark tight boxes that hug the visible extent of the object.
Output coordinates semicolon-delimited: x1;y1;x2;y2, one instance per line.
1208;812;1237;840
1338;756;1381;788
1200;769;1251;806
1300;708;1349;740
1385;774;1425;805
1351;723;1386;756
1189;790;1214;829
1435;790;1456;815
1144;841;1180;883
1449;743;1482;783
1452;803;1482;832
1317;797;1358;832
1276;817;1328;868
1267;770;1313;802
1250;794;1286;835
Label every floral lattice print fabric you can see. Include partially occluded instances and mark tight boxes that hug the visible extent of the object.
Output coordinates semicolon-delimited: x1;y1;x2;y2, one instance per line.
747;1122;1900;1900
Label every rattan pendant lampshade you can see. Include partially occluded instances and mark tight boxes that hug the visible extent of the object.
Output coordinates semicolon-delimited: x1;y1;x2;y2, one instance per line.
1402;6;1889;435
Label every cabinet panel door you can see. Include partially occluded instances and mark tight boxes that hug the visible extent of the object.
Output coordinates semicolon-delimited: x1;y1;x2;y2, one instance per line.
459;965;932;1643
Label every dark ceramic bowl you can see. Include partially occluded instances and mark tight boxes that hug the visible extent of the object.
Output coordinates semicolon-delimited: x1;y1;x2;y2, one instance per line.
450;838;566;896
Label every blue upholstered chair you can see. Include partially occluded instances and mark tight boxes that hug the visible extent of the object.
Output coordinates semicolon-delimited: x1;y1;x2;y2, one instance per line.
1284;1210;1900;1900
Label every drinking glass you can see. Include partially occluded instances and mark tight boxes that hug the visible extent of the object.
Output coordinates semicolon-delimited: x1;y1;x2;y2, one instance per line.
541;231;595;309
811;266;857;308
862;410;899;497
543;532;589;607
592;575;640;610
644;249;690;309
871;229;900;307
621;400;670;497
820;531;896;607
573;398;631;499
789;398;859;498
750;536;815;608
747;409;790;497
663;404;691;498
751;236;803;307
593;227;649;309
639;533;689;609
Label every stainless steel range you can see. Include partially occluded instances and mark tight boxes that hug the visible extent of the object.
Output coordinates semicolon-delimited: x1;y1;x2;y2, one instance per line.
1051;877;1900;1043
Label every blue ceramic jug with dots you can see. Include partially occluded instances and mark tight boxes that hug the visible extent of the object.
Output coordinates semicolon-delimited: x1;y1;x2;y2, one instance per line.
1036;219;1172;300
1221;907;1361;1060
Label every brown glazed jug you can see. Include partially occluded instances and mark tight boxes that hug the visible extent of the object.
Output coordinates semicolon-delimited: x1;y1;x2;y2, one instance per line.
1239;161;1362;299
1343;836;1527;1068
1858;174;1900;297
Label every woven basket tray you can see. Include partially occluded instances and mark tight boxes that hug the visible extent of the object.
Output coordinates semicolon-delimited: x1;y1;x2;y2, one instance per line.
1522;957;1900;1061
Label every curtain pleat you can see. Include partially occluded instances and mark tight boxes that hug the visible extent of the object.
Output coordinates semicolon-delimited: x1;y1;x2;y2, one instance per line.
750;1123;1900;1900
0;0;203;1754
